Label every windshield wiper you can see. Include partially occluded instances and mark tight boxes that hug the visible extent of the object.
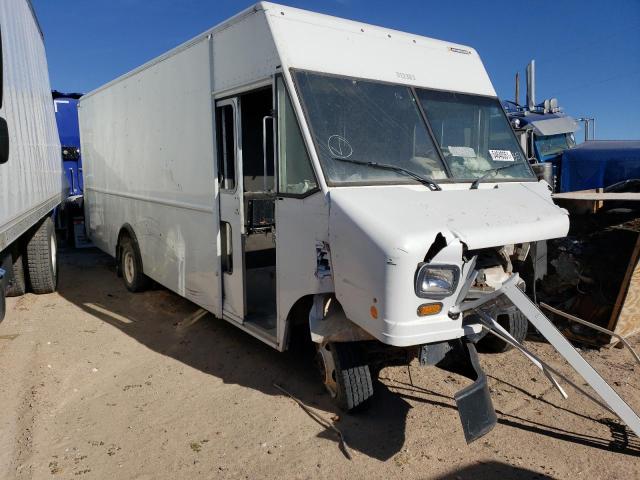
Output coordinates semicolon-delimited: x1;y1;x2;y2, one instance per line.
470;163;521;190
332;157;442;191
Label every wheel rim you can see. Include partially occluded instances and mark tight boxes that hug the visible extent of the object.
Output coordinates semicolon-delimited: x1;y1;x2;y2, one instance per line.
50;232;57;276
316;344;338;398
123;251;135;284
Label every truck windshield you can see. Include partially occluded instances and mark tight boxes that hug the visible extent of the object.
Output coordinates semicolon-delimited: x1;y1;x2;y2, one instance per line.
416;89;533;180
535;133;574;160
294;71;447;186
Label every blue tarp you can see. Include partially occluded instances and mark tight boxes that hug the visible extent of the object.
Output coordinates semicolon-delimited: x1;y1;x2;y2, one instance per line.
559;140;640;192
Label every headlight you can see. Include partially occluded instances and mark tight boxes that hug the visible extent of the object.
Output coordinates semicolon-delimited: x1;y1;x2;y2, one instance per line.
415;264;460;299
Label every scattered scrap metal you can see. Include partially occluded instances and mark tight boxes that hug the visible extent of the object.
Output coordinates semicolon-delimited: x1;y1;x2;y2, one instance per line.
273;383;353;460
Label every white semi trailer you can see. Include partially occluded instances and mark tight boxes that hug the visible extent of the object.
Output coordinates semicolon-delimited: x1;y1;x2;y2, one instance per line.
0;0;63;320
80;2;640;442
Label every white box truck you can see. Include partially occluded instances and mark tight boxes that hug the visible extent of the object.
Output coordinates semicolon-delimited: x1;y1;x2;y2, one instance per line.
0;0;63;320
80;3;640;442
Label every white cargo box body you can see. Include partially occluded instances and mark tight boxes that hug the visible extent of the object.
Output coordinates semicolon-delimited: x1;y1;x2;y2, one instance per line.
80;2;568;349
0;0;62;251
81;34;228;313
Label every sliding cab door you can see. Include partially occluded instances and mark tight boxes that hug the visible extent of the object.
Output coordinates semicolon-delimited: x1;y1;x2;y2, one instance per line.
216;98;245;322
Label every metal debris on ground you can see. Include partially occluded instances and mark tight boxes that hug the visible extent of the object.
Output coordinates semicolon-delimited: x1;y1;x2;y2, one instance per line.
541;211;640;346
272;383;353;460
540;302;640;365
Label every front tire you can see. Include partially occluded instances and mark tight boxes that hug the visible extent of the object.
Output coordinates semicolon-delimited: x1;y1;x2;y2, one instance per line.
26;217;57;294
316;342;373;412
120;236;150;292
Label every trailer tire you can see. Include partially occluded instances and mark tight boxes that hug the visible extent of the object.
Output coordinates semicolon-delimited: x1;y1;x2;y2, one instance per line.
317;342;373;412
26;217;58;294
120;236;150;292
479;310;528;353
5;249;26;297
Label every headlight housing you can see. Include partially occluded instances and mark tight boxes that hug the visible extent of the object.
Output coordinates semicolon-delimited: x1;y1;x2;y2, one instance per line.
415;264;460;299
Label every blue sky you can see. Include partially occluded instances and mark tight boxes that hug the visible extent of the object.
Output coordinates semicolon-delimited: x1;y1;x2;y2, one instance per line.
32;0;640;140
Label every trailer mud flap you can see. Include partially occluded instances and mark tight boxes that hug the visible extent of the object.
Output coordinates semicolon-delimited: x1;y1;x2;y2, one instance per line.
0;267;6;322
437;339;497;443
0;255;9;322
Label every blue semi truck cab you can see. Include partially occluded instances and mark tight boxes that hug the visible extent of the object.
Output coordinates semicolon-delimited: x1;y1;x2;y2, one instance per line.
53;92;83;196
53;91;90;247
502;99;578;189
504;62;640;193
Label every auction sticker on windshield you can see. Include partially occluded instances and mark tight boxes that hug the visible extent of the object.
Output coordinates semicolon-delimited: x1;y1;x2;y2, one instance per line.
489;149;515;162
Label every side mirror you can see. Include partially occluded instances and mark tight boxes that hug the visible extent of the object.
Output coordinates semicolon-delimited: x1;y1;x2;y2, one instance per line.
0;117;9;164
528;131;535;160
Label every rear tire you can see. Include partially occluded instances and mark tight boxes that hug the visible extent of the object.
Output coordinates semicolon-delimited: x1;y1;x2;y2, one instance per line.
26;217;57;294
479;310;528;353
5;248;26;297
317;342;373;412
120;236;150;292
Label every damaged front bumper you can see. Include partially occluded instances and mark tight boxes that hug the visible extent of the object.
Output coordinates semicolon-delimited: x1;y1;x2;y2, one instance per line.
447;273;640;444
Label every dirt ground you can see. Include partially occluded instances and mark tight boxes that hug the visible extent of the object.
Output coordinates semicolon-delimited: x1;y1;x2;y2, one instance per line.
1;248;639;480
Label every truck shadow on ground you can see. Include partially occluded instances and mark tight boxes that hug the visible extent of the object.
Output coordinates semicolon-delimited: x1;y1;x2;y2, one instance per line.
57;248;640;461
57;248;412;461
388;378;640;457
433;461;556;480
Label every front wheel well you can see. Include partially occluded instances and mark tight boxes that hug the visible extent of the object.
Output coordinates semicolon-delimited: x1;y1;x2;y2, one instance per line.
281;295;315;351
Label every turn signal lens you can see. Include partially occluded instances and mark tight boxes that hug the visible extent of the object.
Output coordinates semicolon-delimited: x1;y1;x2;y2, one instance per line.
417;302;443;317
